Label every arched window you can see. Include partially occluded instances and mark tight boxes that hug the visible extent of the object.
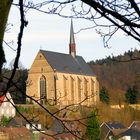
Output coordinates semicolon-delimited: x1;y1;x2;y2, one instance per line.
40;75;47;104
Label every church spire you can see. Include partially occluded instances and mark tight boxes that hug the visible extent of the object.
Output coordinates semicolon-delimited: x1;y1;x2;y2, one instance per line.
69;19;76;57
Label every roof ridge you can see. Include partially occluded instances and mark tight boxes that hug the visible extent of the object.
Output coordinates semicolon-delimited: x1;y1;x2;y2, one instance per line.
40;49;67;55
40;49;82;57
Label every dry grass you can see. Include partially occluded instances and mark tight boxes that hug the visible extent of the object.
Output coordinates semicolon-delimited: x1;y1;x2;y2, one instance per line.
97;102;140;126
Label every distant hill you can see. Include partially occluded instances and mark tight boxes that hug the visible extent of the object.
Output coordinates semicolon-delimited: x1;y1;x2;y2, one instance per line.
88;49;140;103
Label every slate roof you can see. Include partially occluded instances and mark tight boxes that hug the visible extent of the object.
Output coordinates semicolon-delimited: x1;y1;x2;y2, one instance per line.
40;50;95;76
101;121;140;139
111;128;128;136
50;119;65;133
120;128;140;137
105;122;125;130
112;128;140;138
8;116;25;127
50;117;81;135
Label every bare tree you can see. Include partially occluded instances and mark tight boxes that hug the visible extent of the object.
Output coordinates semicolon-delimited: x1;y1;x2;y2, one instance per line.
12;0;140;46
81;0;140;43
1;0;140;77
9;58;24;70
1;0;140;139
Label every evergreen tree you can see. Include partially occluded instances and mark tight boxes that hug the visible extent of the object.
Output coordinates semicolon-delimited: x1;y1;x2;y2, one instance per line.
100;86;110;104
125;86;138;104
86;110;100;140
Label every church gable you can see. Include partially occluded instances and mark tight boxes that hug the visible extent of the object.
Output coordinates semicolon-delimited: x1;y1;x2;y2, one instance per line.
29;51;54;74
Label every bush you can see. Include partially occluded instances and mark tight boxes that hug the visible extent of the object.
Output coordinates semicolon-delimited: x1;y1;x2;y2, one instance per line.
1;116;12;126
16;105;30;116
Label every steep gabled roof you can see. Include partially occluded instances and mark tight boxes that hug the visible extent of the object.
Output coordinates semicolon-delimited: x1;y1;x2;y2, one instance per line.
100;122;126;140
0;92;14;107
0;95;5;106
40;50;95;76
50;119;66;134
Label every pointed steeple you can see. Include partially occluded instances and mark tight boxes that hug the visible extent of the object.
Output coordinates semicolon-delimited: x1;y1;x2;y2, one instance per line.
69;19;76;57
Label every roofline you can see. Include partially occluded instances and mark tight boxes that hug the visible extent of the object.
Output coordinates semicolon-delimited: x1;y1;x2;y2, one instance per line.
100;122;113;130
40;49;85;58
128;121;140;128
55;71;96;77
40;50;54;73
100;123;112;140
40;49;68;56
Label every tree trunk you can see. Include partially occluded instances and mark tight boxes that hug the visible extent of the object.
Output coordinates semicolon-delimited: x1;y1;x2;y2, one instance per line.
0;0;12;81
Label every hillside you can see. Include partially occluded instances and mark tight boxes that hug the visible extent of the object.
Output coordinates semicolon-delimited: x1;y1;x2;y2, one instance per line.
88;49;140;103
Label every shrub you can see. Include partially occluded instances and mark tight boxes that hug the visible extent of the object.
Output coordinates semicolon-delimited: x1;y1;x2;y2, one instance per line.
1;116;12;126
86;109;100;140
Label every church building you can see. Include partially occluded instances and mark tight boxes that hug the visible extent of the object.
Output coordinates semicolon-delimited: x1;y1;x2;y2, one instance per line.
26;20;99;106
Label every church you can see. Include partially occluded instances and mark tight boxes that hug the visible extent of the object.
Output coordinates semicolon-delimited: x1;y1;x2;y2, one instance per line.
26;20;99;106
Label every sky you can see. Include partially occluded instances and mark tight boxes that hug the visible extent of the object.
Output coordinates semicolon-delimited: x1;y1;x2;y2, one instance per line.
3;2;140;69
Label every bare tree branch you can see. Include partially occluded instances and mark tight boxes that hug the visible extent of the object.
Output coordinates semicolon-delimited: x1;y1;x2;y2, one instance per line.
4;0;27;94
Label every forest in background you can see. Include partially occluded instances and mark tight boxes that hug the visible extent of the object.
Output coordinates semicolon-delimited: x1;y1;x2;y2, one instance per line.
88;49;140;104
2;68;27;104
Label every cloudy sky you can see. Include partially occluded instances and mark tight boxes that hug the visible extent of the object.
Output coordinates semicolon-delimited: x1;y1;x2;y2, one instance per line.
3;2;140;69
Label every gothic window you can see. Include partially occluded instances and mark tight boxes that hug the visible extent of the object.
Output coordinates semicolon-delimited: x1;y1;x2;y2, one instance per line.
40;75;47;104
